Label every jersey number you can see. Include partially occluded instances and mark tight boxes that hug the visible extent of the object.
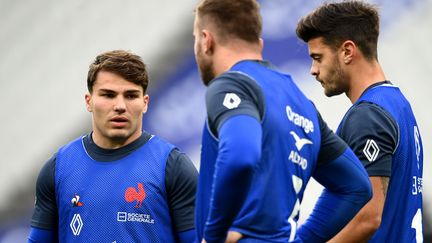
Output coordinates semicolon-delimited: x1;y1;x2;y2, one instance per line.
411;208;423;243
288;175;303;242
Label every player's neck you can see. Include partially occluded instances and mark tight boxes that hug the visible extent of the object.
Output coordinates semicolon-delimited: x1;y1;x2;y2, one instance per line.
213;42;262;76
92;130;142;150
347;59;386;104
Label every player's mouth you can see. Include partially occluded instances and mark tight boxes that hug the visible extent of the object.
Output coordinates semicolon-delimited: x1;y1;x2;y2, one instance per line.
110;116;129;127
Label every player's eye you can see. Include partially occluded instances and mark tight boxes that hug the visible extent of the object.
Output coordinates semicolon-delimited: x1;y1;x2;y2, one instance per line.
101;93;115;98
125;94;138;99
310;54;322;63
124;91;141;99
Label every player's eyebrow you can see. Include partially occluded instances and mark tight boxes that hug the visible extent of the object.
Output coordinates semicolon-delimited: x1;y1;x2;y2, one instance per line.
98;89;141;94
98;89;116;93
124;89;141;93
124;90;142;95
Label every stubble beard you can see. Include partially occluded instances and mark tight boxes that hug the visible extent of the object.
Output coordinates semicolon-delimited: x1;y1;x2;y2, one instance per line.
324;59;348;97
196;47;215;86
199;63;215;86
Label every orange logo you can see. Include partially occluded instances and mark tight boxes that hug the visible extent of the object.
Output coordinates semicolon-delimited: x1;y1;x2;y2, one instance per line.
125;182;146;208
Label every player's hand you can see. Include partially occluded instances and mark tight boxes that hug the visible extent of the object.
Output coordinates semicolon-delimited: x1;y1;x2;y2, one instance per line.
225;231;243;243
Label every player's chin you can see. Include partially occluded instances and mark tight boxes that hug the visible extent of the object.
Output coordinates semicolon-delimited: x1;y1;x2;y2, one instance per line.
324;89;334;97
324;87;343;97
107;129;132;140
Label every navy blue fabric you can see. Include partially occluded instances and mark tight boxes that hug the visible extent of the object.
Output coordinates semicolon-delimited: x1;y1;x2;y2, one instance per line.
337;102;397;176
206;71;264;136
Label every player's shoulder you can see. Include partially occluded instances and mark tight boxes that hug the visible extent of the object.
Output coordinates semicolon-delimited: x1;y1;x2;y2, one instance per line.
217;70;256;83
207;71;260;94
37;153;57;174
347;101;394;125
167;148;193;166
165;148;198;192
36;154;57;192
205;71;264;112
341;101;398;140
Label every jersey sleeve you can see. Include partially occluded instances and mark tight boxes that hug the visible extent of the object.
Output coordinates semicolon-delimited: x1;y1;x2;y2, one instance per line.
297;148;372;241
165;149;198;232
28;227;56;243
338;102;398;177
31;155;58;230
203;115;261;242
205;72;264;136
316;111;348;165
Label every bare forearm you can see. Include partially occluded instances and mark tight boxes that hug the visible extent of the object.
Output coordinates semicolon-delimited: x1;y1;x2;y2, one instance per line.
328;209;377;243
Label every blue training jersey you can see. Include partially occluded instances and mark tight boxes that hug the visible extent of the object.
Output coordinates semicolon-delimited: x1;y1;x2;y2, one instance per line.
55;135;176;242
337;83;423;242
196;60;323;241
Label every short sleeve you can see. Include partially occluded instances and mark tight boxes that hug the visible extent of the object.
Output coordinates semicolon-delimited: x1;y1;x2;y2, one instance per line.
338;102;398;177
316;111;348;165
31;155;58;230
165;149;198;232
206;72;264;137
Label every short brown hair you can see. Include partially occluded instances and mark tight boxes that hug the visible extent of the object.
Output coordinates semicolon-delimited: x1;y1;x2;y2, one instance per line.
296;0;380;60
87;50;149;93
195;0;262;44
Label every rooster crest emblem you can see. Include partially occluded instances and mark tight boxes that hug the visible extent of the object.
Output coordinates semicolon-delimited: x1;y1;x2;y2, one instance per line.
71;193;84;207
125;182;146;208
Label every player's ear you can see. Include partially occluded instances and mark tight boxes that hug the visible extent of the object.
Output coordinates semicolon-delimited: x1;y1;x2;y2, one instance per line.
259;38;264;50
341;40;355;64
202;29;214;55
85;93;92;112
143;94;149;114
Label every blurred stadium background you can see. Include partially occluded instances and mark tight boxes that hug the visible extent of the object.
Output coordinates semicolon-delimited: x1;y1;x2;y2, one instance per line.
0;0;430;241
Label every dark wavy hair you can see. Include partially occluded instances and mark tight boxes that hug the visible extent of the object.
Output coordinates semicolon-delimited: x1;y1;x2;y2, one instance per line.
87;50;149;93
296;0;380;60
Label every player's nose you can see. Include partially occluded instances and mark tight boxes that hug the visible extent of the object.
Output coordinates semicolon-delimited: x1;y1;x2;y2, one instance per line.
114;97;126;113
310;64;318;76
